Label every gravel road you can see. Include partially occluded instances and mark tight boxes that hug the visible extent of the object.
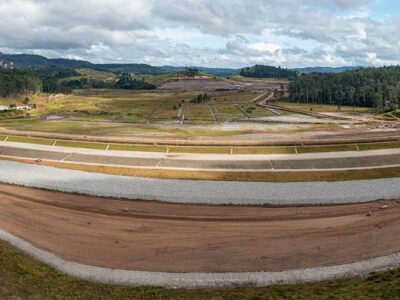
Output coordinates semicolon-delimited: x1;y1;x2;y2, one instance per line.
0;160;399;205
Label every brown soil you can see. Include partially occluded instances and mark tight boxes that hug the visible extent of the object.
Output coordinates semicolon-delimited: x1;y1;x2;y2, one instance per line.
1;183;400;273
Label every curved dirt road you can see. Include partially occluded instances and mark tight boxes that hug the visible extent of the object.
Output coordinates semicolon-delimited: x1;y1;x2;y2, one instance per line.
2;142;400;171
1;183;400;274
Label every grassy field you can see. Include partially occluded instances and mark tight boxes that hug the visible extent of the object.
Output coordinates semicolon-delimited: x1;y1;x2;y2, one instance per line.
168;145;232;154
297;144;359;153
55;140;108;150
0;90;274;138
273;101;375;113
0;239;399;299
0;88;387;140
108;143;167;152
6;136;55;145
234;146;297;154
358;142;400;151
58;68;117;86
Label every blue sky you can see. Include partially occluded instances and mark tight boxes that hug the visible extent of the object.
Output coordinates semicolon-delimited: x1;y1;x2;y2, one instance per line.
369;0;399;19
0;0;399;68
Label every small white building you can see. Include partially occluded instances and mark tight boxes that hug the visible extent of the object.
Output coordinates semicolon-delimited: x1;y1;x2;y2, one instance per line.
0;105;31;112
16;105;30;111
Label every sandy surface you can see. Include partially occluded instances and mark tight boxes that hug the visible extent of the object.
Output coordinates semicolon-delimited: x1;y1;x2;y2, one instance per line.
1;183;400;273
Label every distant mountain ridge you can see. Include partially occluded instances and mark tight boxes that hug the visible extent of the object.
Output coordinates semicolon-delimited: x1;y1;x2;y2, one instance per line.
0;53;240;76
160;66;239;77
0;53;93;68
292;66;363;74
240;65;297;79
0;53;164;75
0;52;365;76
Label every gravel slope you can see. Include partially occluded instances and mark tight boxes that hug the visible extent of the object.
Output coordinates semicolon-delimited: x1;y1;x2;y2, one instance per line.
0;160;399;205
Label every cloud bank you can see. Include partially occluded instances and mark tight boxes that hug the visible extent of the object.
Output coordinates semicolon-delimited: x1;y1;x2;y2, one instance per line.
0;0;398;68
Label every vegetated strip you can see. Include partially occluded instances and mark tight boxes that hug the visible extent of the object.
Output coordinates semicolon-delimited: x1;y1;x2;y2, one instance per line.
6;136;56;146
5;157;400;182
1;128;399;146
168;146;231;154
297;144;359;153
234;146;297;154
108;144;167;153
0;239;400;299
358;142;400;151
0;228;400;289
54;140;108;150
1;134;400;154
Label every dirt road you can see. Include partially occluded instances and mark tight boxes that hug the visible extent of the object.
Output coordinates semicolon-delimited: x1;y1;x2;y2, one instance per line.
1;184;399;273
2;143;400;171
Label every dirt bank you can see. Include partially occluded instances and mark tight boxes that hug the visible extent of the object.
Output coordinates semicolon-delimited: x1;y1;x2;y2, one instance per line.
1;184;399;273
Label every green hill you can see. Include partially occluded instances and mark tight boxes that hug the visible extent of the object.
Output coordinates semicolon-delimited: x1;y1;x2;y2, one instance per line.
240;65;297;79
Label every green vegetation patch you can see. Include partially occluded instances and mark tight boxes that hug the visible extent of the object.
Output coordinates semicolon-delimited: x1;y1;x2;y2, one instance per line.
55;140;108;150
168;146;232;154
1;239;400;299
297;144;358;153
6;136;56;146
274;101;373;113
358;142;400;151
234;146;297;154
288;66;400;113
240;65;297;79
108;144;167;153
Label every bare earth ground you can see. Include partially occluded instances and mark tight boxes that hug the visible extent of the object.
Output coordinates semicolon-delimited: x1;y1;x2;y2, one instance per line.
159;78;286;91
1;183;400;273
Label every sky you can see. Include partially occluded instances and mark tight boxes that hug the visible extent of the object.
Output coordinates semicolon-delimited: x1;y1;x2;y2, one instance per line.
0;0;399;68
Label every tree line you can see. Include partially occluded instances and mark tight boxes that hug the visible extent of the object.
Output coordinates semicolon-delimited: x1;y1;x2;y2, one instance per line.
240;65;297;79
115;73;156;90
0;68;157;97
288;66;400;111
190;93;210;104
0;69;42;98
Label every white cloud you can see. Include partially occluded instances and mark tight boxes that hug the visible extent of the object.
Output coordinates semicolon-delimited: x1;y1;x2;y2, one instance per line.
0;0;397;67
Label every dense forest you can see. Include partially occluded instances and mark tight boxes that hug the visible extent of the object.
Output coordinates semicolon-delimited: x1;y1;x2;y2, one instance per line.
0;53;166;75
30;67;80;93
179;67;200;77
0;69;42;98
288;66;400;111
240;65;297;79
0;67;157;97
115;73;156;90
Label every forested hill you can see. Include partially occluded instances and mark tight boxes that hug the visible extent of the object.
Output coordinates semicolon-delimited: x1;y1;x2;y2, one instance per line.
240;65;297;79
292;66;362;74
0;69;42;98
0;53;93;68
161;66;239;77
96;64;165;75
0;53;164;75
288;66;400;110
